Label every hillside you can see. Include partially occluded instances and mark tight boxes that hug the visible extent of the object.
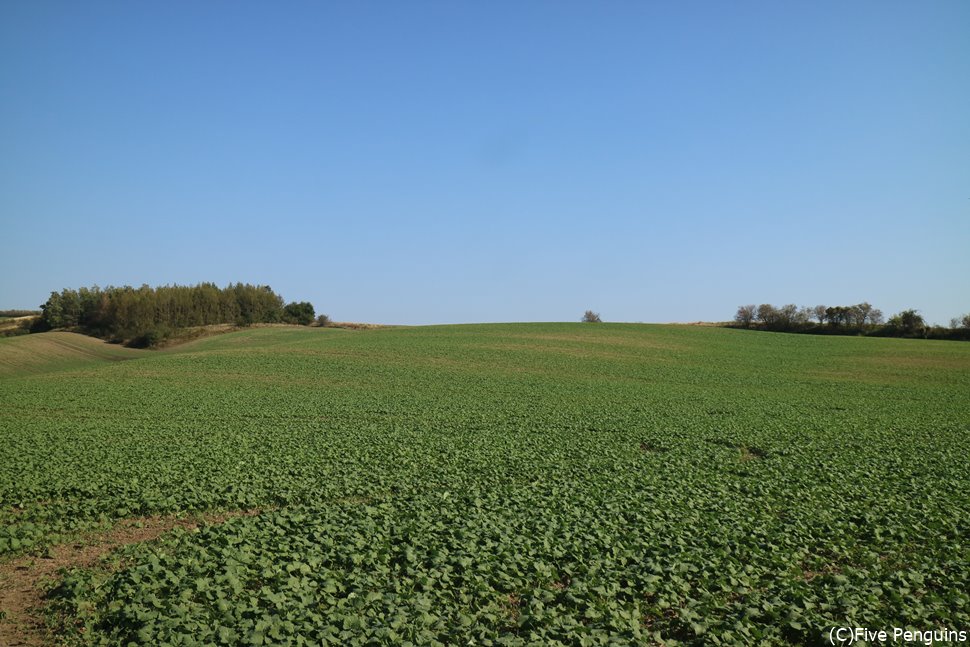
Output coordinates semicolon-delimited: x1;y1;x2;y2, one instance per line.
1;323;969;645
0;331;143;378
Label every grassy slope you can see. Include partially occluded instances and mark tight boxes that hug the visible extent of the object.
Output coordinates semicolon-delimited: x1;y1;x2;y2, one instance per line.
0;331;143;378
1;323;969;644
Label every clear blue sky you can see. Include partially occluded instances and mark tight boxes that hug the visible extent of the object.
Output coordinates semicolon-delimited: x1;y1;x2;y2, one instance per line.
2;1;968;325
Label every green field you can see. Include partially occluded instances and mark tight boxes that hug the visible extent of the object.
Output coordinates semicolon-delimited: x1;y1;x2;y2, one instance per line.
1;324;968;645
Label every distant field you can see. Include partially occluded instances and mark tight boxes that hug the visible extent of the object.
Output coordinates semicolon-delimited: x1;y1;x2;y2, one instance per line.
0;315;36;338
1;324;968;645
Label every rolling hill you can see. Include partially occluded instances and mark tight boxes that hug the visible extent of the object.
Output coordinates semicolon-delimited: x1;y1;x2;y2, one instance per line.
0;331;143;378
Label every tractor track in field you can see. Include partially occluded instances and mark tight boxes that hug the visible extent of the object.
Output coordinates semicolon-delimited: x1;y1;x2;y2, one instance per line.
0;509;264;647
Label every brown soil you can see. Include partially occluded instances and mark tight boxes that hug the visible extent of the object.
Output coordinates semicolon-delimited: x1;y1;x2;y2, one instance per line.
739;446;767;461
0;509;262;647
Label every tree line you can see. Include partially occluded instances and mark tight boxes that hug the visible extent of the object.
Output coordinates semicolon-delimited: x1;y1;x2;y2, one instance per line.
733;302;970;341
35;283;318;346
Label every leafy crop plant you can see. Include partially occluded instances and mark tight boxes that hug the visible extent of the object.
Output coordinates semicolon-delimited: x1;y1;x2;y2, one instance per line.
1;323;968;644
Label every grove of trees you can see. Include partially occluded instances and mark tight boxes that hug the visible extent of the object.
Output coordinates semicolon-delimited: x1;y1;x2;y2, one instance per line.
37;283;318;346
733;303;970;341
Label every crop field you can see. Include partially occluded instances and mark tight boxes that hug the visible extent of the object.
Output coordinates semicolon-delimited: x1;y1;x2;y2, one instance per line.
1;323;968;645
0;332;142;378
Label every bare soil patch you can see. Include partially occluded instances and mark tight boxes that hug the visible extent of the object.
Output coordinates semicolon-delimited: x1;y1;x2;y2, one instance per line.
639;442;667;454
0;509;262;647
739;445;768;461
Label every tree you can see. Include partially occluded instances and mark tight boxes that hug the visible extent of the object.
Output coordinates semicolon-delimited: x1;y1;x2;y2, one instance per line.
887;309;925;336
812;305;827;325
824;306;850;327
798;306;814;327
778;303;801;330
40;291;65;329
582;310;602;323
756;304;778;329
849;302;874;327
59;289;81;327
734;305;756;328
282;301;316;326
316;314;332;327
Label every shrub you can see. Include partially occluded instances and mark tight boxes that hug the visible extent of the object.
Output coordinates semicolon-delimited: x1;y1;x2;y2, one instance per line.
582;310;602;323
282;302;316;326
128;325;171;348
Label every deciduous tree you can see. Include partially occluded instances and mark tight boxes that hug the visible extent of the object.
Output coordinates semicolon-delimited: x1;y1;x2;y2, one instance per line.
756;304;778;328
887;309;925;336
812;305;827;325
734;305;756;328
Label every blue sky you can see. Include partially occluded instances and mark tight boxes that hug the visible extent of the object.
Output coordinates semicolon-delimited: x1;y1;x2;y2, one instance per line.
2;1;968;325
